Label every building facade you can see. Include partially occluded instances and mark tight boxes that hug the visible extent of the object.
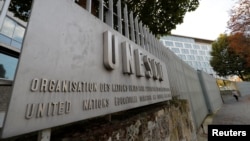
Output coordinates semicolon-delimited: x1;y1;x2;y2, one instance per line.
0;0;27;81
160;35;217;77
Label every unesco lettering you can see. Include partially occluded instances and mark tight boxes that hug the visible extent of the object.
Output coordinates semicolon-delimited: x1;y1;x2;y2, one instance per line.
103;31;164;81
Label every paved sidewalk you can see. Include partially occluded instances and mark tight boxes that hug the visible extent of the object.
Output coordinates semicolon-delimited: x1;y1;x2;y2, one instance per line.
212;94;250;125
197;94;250;141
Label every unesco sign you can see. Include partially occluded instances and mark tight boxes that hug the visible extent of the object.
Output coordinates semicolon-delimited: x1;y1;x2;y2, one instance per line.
1;0;171;138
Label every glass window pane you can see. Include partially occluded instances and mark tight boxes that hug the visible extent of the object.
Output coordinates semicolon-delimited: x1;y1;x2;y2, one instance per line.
13;24;25;43
193;44;200;49
184;43;192;48
11;40;22;49
0;53;18;80
0;17;16;38
0;34;11;45
175;42;183;47
171;48;180;53
165;41;174;47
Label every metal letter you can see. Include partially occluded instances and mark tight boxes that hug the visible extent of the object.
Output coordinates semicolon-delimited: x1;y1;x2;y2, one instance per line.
25;104;35;119
103;31;119;70
143;55;152;78
30;78;39;92
134;49;144;77
122;42;134;74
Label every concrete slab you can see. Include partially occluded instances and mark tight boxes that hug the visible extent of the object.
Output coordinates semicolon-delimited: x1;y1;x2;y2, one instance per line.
0;112;5;127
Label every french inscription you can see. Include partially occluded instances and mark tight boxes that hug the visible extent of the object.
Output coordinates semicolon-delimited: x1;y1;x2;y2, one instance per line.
111;84;128;92
100;83;110;92
30;78;97;93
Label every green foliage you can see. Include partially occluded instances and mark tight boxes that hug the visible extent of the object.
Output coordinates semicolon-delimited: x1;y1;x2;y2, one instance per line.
8;0;33;22
8;0;199;36
124;0;199;35
210;34;250;81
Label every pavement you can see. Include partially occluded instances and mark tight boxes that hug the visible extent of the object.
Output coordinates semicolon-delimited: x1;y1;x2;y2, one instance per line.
197;94;250;141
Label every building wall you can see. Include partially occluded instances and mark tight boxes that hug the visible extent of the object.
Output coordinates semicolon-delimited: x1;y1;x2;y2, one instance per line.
160;35;216;77
197;70;223;114
236;82;250;96
0;80;12;112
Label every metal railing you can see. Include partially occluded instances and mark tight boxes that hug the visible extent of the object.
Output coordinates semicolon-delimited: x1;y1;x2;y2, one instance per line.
73;0;165;60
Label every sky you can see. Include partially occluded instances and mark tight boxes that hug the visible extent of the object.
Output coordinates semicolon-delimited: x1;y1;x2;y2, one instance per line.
171;0;238;41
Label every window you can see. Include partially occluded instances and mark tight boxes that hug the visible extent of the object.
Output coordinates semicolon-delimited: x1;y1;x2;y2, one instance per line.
0;17;15;38
0;17;25;49
175;42;183;48
165;41;174;47
190;50;197;55
187;55;195;60
184;43;192;48
193;44;200;49
201;45;207;50
0;53;18;80
181;49;189;54
179;54;186;60
171;48;180;53
199;50;205;55
196;56;204;61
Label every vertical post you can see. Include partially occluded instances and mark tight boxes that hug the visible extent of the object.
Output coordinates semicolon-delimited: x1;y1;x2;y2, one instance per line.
129;12;135;42
37;128;51;141
147;31;152;54
143;26;149;51
0;0;11;29
139;22;145;49
152;36;158;58
116;0;122;34
86;0;92;13
105;0;113;28
123;5;129;38
99;0;104;21
134;17;140;45
149;33;155;55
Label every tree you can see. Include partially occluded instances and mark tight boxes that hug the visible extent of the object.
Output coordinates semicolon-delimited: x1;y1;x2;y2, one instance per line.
210;34;250;81
124;0;199;35
227;0;250;35
8;0;199;36
228;32;250;67
8;0;33;22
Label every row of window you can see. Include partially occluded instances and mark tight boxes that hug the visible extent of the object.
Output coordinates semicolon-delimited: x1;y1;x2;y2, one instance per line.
0;53;18;80
177;54;211;61
161;36;195;43
161;40;211;51
172;47;211;56
0;17;25;49
185;61;213;73
0;17;25;80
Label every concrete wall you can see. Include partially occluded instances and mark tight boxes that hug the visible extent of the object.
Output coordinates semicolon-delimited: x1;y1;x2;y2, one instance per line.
0;80;12;112
236;82;250;96
197;70;223;114
163;49;208;131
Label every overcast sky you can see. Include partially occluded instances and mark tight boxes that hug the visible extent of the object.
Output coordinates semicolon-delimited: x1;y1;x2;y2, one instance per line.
171;0;237;40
